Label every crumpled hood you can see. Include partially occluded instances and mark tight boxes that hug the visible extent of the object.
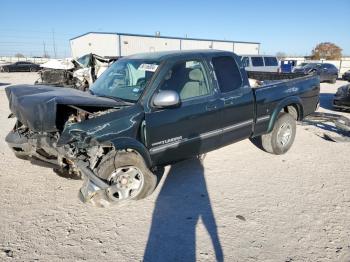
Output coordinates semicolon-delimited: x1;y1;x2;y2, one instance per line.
57;104;145;147
6;85;123;132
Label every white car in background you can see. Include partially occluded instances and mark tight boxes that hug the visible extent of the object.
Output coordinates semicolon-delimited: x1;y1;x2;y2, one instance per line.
241;55;279;72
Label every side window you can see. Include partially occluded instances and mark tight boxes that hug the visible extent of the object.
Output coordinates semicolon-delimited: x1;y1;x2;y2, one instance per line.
241;57;250;67
324;64;336;70
212;56;242;93
264;57;278;66
251;57;264;67
159;60;210;101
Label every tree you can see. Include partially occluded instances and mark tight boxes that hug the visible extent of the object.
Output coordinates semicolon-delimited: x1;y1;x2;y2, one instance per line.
14;53;25;58
276;52;287;60
311;42;342;60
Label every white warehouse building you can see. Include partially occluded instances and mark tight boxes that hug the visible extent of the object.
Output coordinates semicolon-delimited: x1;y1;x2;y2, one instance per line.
70;32;260;58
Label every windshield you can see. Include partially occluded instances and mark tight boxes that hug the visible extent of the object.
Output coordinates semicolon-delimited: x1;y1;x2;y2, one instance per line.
90;59;159;102
77;54;92;68
298;63;308;67
303;63;316;68
303;63;321;69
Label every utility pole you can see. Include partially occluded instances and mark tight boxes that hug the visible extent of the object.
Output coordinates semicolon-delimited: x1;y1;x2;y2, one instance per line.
43;41;47;58
52;29;57;58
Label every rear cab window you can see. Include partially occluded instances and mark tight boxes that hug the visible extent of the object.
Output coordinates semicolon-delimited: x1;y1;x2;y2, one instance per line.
251;57;264;67
212;56;243;93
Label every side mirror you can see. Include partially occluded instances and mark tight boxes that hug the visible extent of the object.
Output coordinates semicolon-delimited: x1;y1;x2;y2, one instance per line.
153;90;180;108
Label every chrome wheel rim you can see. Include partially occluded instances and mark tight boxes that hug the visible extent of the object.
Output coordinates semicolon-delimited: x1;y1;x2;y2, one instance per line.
277;123;292;147
106;166;144;201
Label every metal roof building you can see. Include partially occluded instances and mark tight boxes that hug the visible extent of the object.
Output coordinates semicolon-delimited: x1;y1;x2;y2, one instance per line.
70;32;260;58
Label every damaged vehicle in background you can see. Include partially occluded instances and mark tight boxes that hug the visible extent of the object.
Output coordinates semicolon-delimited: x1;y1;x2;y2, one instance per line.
342;70;350;81
333;84;350;110
35;53;118;91
5;50;320;206
293;62;338;83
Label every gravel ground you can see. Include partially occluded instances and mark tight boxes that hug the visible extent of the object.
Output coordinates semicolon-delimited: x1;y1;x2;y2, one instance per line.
0;73;349;262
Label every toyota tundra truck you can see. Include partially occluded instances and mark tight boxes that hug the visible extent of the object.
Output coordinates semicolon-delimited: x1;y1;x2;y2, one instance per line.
5;50;320;205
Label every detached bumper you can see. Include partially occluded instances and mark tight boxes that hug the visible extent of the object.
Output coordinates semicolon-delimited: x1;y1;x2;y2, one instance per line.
74;160;111;207
6;130;112;206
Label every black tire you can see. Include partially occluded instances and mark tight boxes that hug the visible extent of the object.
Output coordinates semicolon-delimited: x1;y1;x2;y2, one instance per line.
29;67;36;72
260;113;296;155
95;151;157;201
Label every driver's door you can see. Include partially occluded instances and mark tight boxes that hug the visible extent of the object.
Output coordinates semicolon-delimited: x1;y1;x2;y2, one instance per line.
144;59;223;165
317;64;327;82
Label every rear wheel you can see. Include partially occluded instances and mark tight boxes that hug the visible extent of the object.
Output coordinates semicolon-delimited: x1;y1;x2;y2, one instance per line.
95;151;157;201
260;113;296;155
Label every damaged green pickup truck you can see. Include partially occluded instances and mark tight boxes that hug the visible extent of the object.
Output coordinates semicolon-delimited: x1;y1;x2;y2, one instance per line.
5;50;320;205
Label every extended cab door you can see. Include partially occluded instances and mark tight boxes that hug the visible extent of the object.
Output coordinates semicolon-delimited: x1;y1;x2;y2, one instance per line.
211;55;255;146
144;58;223;165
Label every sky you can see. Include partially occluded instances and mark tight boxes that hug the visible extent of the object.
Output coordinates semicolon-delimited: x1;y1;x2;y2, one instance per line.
0;0;349;58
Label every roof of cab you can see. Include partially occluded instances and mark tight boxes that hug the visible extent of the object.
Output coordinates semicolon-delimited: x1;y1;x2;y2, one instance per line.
125;49;235;61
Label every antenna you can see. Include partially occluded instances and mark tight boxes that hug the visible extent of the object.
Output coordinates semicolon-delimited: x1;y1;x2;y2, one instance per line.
43;41;47;58
52;29;57;58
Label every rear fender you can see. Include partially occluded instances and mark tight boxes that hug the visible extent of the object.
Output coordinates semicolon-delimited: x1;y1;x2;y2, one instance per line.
267;96;303;133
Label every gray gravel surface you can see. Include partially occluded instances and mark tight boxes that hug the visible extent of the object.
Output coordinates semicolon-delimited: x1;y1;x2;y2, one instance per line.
0;73;350;261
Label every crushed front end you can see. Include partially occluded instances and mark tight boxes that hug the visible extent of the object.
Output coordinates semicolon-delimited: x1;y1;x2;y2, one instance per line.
333;84;350;110
4;84;137;205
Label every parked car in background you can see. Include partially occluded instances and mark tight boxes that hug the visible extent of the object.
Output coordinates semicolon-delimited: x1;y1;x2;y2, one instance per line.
333;84;350;110
342;70;350;81
0;61;41;72
293;63;338;83
241;55;279;72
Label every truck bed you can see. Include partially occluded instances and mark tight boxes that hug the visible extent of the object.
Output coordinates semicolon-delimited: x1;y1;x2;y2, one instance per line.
252;74;320;135
247;71;307;81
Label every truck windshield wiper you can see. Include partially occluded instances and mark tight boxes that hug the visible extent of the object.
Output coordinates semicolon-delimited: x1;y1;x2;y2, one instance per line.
94;94;134;105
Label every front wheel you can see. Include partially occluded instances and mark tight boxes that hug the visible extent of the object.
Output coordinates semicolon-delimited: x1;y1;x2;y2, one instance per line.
260;113;296;155
95;151;157;201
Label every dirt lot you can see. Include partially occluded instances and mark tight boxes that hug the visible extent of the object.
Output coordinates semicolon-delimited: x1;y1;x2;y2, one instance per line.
0;73;349;262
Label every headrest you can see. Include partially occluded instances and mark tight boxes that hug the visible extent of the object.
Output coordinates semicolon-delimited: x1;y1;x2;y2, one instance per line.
189;69;203;81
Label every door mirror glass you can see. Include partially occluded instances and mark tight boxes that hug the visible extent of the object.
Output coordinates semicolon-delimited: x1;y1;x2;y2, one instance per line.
153;90;180;108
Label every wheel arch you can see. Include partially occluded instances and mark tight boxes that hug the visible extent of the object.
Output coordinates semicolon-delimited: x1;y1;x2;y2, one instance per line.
267;97;303;133
108;137;153;168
